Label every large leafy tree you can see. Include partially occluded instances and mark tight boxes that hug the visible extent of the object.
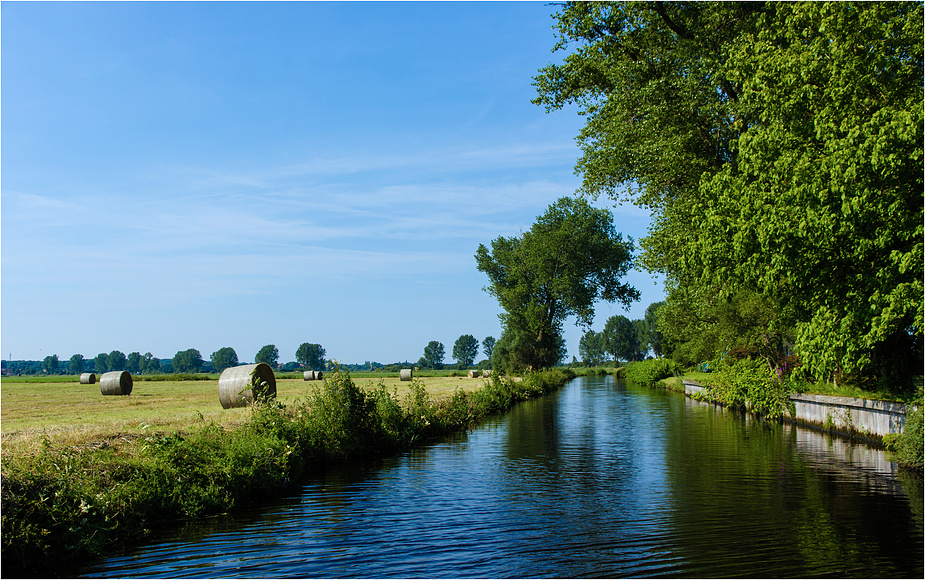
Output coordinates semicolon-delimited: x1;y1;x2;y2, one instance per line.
643;302;665;358
173;349;204;373
423;341;445;370
107;350;127;372
210;347;239;374
476;196;638;370
481;336;496;361
579;330;605;366
142;352;160;374
68;354;85;375
603;315;639;363
41;355;59;375
295;343;326;370
255;344;279;368
452;334;479;368
93;353;109;373
125;352;143;374
535;1;923;385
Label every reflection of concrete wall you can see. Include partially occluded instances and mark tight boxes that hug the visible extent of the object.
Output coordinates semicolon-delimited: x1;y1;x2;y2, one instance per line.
683;379;909;439
790;424;903;488
789;394;907;438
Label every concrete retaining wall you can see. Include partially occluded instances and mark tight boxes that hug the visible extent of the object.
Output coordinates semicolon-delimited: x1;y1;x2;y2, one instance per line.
682;380;908;438
788;394;907;437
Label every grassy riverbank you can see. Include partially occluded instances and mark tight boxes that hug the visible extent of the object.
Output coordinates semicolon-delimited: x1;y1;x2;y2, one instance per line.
1;368;573;577
623;357;924;472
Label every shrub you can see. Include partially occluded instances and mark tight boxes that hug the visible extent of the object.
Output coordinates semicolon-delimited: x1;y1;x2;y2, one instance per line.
624;359;680;388
887;388;924;472
702;358;794;419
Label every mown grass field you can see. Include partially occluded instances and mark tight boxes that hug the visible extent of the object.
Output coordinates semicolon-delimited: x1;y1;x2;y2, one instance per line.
0;373;491;458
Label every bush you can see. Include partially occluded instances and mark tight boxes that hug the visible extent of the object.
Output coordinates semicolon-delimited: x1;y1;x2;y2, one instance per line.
624;359;680;388
886;388;924;472
701;358;793;419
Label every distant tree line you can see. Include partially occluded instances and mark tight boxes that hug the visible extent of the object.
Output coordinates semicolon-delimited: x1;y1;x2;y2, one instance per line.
3;341;329;376
414;335;497;370
577;303;664;366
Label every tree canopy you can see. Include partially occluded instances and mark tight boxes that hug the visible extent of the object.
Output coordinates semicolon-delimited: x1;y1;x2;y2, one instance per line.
476;196;638;370
535;1;923;385
481;336;496;361
172;349;204;373
68;354;84;375
255;345;279;368
295;342;326;370
210;347;239;374
452;334;479;368
423;341;445;369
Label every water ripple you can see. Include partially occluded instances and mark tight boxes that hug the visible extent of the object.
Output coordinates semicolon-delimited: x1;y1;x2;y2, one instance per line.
84;377;923;578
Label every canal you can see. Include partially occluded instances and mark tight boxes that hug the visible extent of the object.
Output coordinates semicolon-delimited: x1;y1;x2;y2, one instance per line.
83;375;923;578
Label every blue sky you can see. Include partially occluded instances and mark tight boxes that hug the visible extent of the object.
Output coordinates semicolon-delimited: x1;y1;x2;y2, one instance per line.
2;1;663;366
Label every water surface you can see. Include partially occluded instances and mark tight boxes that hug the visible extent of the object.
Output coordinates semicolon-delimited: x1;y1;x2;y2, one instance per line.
83;376;924;578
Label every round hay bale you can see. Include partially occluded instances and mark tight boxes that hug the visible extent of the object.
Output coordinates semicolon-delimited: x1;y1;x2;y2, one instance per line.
468;370;480;378
314;370;324;380
79;373;96;385
303;370;315;381
218;363;276;409
99;371;132;396
400;368;413;381
482;370;491;378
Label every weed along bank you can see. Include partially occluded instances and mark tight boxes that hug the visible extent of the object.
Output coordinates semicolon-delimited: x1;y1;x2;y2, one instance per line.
0;368;574;577
621;357;922;472
681;379;912;440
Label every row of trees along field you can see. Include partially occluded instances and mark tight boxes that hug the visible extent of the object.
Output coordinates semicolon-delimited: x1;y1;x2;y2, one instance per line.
492;1;922;391
4;342;328;376
416;335;497;370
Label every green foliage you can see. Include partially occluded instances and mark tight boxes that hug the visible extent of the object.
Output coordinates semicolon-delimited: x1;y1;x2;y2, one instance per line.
476;196;638;370
210;347;239;374
93;352;109;373
885;388;924;472
422;340;445;369
624;358;680;388
172;348;204;374
481;336;496;361
452;334;479;368
535;1;924;387
255;344;279;368
68;354;85;375
701;358;794;420
125;352;143;374
491;324;566;375
295;342;326;370
141;353;161;374
603;315;639;363
578;330;605;366
643;302;665;357
41;354;59;374
107;350;127;372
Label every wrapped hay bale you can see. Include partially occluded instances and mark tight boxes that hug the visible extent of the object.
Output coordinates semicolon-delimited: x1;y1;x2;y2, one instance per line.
218;363;276;409
314;370;324;380
99;371;132;396
468;370;480;378
482;370;491;378
79;373;96;385
400;368;413;381
303;370;315;381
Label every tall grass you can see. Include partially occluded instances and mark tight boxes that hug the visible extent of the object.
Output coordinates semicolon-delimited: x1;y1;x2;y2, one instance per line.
1;367;573;577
